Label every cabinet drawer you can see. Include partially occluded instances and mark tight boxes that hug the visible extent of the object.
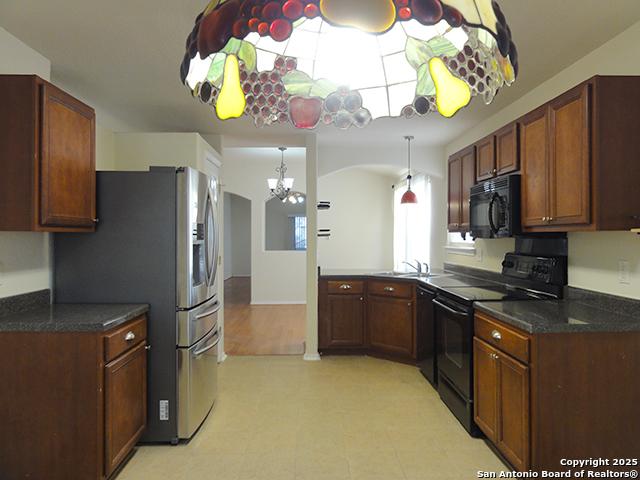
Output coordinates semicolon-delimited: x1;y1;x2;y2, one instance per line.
475;313;530;364
368;281;413;299
104;315;147;362
327;280;364;295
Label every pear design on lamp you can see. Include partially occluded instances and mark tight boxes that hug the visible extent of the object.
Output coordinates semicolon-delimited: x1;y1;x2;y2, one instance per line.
216;55;246;120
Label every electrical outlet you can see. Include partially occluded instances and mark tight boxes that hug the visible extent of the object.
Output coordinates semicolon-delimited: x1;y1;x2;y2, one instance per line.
0;261;4;287
619;260;631;285
476;247;483;263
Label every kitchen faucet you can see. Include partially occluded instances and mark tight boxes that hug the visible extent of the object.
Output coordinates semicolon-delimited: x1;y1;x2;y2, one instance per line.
402;260;430;276
402;260;422;274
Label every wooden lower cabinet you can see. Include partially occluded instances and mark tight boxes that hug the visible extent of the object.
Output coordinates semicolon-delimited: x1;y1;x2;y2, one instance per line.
474;338;530;471
323;294;365;348
105;342;147;477
0;315;147;480
367;295;414;358
319;278;418;361
474;312;640;473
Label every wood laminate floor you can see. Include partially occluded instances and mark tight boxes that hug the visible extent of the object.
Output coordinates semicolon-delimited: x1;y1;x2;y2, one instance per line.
224;277;305;356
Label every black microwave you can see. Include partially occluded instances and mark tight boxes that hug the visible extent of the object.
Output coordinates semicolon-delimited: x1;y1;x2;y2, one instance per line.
470;175;521;239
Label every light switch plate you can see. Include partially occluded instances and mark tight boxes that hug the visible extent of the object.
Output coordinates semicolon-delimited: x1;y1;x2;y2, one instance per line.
619;260;631;284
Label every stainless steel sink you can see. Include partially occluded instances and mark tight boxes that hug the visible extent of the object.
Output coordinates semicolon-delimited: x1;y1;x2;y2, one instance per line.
374;271;440;279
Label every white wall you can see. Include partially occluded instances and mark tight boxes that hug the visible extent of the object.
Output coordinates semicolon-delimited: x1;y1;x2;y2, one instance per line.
444;20;640;299
223;193;251;278
223;148;307;304
318;167;395;271
0;27;52;299
318;144;448;270
223;193;233;281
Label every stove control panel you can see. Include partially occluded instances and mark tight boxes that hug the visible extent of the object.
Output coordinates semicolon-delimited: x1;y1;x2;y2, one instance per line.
502;253;567;286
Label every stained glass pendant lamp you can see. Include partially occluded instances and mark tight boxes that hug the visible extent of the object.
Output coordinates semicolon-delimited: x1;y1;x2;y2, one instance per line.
401;135;418;205
181;0;518;130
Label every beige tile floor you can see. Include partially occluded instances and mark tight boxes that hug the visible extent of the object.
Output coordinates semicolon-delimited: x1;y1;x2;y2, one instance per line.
118;356;506;480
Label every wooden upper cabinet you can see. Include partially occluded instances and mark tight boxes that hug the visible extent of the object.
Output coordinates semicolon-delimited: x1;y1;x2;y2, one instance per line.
40;83;96;229
448;155;463;232
0;75;96;232
519;76;640;233
475;135;496;181
520;105;550;228
448;146;475;233
548;83;591;227
495;123;519;175
460;148;476;231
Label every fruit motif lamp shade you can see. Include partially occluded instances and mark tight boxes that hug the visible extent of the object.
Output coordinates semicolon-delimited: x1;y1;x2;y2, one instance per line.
181;0;518;129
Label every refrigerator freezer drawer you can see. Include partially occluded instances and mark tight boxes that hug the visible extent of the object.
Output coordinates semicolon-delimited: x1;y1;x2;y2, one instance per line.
177;295;220;347
177;326;219;439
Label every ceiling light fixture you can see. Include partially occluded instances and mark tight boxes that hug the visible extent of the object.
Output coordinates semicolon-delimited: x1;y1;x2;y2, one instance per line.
268;147;295;201
401;135;418;205
182;0;517;130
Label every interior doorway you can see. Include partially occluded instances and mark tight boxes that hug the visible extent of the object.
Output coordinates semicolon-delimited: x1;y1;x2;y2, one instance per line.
221;147;308;356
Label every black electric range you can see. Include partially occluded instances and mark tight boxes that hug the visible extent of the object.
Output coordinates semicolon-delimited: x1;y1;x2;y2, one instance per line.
432;253;567;436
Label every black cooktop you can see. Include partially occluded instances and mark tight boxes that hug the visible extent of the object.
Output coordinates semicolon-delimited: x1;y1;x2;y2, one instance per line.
425;275;497;289
439;285;554;303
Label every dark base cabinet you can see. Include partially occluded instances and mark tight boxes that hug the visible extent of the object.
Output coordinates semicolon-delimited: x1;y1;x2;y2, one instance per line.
474;312;640;473
319;278;419;362
0;316;147;480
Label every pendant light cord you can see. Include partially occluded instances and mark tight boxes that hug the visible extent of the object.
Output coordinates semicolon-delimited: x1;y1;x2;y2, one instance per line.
405;135;414;189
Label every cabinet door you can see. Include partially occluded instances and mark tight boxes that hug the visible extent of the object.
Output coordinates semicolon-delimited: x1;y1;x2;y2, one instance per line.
474;338;499;442
549;83;591;227
460;147;476;232
40;82;96;229
326;294;365;347
105;342;147;477
448;156;462;231
367;296;414;358
497;351;530;472
475;135;496;181
520;106;550;228
496;123;519;175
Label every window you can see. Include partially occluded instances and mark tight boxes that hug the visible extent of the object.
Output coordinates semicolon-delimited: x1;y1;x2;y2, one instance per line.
393;174;431;271
292;215;307;251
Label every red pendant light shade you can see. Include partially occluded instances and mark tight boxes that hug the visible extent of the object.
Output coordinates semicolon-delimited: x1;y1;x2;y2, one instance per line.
400;135;418;205
401;188;418;204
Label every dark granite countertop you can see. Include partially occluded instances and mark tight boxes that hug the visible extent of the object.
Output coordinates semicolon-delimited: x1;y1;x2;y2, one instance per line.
475;299;640;334
0;303;150;333
320;266;640;334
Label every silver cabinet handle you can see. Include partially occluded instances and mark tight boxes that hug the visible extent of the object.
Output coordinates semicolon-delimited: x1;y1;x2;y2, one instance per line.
384;287;395;292
491;330;502;341
491;353;500;360
145;345;152;351
125;331;136;342
339;284;352;290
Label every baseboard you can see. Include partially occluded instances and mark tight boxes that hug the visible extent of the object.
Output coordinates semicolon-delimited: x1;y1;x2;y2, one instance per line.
231;275;251;278
303;352;321;361
250;301;307;305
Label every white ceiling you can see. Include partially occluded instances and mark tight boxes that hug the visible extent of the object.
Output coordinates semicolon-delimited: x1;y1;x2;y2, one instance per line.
2;1;640;147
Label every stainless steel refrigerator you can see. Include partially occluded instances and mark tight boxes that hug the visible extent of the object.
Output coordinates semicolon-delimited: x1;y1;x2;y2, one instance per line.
54;166;221;444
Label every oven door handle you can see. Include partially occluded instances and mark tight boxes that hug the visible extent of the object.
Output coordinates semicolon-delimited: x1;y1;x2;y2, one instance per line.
433;299;469;317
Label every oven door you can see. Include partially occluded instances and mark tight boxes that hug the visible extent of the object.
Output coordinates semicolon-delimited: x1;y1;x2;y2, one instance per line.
434;296;473;399
177;326;219;439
